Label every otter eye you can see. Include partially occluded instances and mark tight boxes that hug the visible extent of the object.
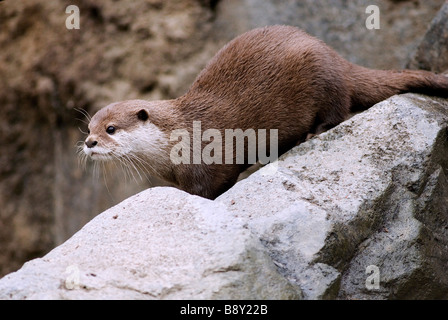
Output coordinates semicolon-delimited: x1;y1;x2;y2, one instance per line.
106;126;116;134
87;129;90;134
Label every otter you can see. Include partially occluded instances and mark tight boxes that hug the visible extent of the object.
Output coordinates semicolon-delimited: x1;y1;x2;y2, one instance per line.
83;25;448;199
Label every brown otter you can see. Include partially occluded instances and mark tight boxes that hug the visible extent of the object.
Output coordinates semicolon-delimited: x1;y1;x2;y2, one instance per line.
82;25;448;199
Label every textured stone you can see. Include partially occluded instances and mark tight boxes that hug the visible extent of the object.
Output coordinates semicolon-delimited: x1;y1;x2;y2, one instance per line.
213;0;445;69
217;94;448;299
0;188;300;300
407;2;448;73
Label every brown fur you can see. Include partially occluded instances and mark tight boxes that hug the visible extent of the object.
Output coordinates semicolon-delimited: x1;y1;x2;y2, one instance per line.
86;25;448;199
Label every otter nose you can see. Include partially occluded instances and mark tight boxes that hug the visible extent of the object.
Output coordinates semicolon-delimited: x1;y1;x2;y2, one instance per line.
85;139;98;148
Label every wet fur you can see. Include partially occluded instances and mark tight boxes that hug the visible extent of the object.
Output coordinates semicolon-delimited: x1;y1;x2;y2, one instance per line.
84;26;448;199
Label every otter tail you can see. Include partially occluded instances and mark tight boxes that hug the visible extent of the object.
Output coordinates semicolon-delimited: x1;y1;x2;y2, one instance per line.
349;65;448;111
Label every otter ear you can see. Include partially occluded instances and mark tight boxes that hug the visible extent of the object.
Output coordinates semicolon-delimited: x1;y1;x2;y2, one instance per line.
137;109;149;121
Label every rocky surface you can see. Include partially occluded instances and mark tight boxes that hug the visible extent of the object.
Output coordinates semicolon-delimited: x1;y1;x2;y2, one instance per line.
0;188;300;299
407;2;448;73
218;94;448;299
1;93;448;299
213;0;444;69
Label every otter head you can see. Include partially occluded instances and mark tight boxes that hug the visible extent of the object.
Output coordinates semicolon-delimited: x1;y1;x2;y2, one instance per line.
83;100;169;164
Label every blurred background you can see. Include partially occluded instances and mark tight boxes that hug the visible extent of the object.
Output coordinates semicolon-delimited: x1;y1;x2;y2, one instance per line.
0;0;445;277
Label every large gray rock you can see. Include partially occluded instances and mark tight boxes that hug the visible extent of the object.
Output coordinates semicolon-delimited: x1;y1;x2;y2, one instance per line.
217;93;448;299
1;93;448;299
0;188;300;299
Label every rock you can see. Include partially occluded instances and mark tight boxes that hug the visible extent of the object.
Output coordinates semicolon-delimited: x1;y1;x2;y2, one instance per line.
407;2;448;73
1;93;448;299
216;93;448;299
213;0;445;69
0;188;300;299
